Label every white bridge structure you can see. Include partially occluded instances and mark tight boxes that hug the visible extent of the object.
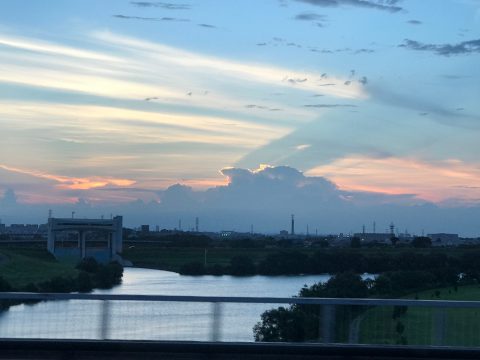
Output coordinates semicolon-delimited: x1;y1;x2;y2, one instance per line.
47;216;123;262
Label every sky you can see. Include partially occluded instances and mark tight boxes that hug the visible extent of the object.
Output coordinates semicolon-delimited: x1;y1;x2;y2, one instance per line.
0;0;479;235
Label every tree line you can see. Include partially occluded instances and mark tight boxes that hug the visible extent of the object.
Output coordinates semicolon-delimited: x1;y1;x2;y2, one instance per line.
179;249;480;278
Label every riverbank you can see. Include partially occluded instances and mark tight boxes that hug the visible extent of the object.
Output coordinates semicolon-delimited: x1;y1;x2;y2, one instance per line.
0;248;78;288
0;247;123;292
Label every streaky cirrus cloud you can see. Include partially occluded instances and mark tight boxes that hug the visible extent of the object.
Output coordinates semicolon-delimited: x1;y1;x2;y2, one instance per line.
113;15;190;22
130;2;191;10
295;0;404;13
307;156;480;203
399;38;480;56
0;164;136;190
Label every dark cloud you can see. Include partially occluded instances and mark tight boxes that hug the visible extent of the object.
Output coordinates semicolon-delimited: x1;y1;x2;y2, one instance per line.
256;42;267;46
286;42;302;48
295;0;404;13
310;47;375;54
318;83;336;86
294;12;327;21
286;77;308;84
419;112;429;116
304;104;357;108
161;17;189;21
344;80;352;85
113;14;189;21
246;104;267;109
407;19;422;25
358;76;368;85
113;14;159;21
144;96;159;101
130;2;191;10
400;38;480;56
198;23;216;28
246;105;283;111
355;48;375;54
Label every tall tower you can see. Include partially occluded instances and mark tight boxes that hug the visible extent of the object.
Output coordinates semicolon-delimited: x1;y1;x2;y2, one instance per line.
390;222;395;236
195;217;199;232
291;214;295;235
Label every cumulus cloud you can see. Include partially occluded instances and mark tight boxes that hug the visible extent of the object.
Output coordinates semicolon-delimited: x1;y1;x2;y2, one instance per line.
400;38;480;56
2;165;480;235
295;0;404;13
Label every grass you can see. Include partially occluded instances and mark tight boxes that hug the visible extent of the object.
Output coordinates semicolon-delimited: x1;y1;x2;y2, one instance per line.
358;285;480;346
0;247;78;288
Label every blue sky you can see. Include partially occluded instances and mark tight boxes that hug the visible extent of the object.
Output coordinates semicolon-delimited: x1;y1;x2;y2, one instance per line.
0;0;479;233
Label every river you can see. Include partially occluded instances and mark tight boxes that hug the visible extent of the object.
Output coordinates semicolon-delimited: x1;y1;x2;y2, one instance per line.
0;268;369;342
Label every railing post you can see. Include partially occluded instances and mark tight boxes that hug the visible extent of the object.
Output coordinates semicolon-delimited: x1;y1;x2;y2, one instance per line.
433;307;447;346
321;304;335;343
210;302;222;342
99;300;111;340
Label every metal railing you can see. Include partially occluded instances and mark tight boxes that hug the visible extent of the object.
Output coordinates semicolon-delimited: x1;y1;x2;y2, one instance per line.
1;292;480;346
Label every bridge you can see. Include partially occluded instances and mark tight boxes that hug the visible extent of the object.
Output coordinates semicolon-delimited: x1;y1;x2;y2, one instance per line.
1;293;480;359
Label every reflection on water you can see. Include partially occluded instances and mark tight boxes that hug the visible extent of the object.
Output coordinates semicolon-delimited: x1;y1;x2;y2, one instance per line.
0;268;342;342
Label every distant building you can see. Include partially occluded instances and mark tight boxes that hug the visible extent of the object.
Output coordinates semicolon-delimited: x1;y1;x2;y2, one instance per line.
0;223;5;234
279;230;289;236
220;231;233;238
353;233;392;244
140;224;150;233
428;233;459;247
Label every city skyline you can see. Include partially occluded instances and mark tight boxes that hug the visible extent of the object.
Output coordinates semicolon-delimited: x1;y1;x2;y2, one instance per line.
0;1;479;234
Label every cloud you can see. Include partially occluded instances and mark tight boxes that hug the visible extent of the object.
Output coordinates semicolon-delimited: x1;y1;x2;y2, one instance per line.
294;12;327;21
309;46;375;54
0;189;17;206
304;104;357;108
2;164;480;235
308;156;480;203
198;23;216;28
113;15;159;21
285;77;308;84
400;38;480;56
0;164;136;190
130;2;191;10
407;19;422;25
295;0;404;13
113;14;190;22
245;104;284;111
358;76;368;85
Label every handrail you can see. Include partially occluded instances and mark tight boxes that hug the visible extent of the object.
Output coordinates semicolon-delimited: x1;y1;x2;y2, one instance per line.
1;292;480;308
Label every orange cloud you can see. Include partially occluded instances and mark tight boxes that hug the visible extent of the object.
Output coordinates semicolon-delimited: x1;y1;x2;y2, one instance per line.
0;164;135;190
307;157;480;203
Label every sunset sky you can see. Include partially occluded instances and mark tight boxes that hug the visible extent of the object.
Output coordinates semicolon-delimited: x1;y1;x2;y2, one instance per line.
0;1;479;232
